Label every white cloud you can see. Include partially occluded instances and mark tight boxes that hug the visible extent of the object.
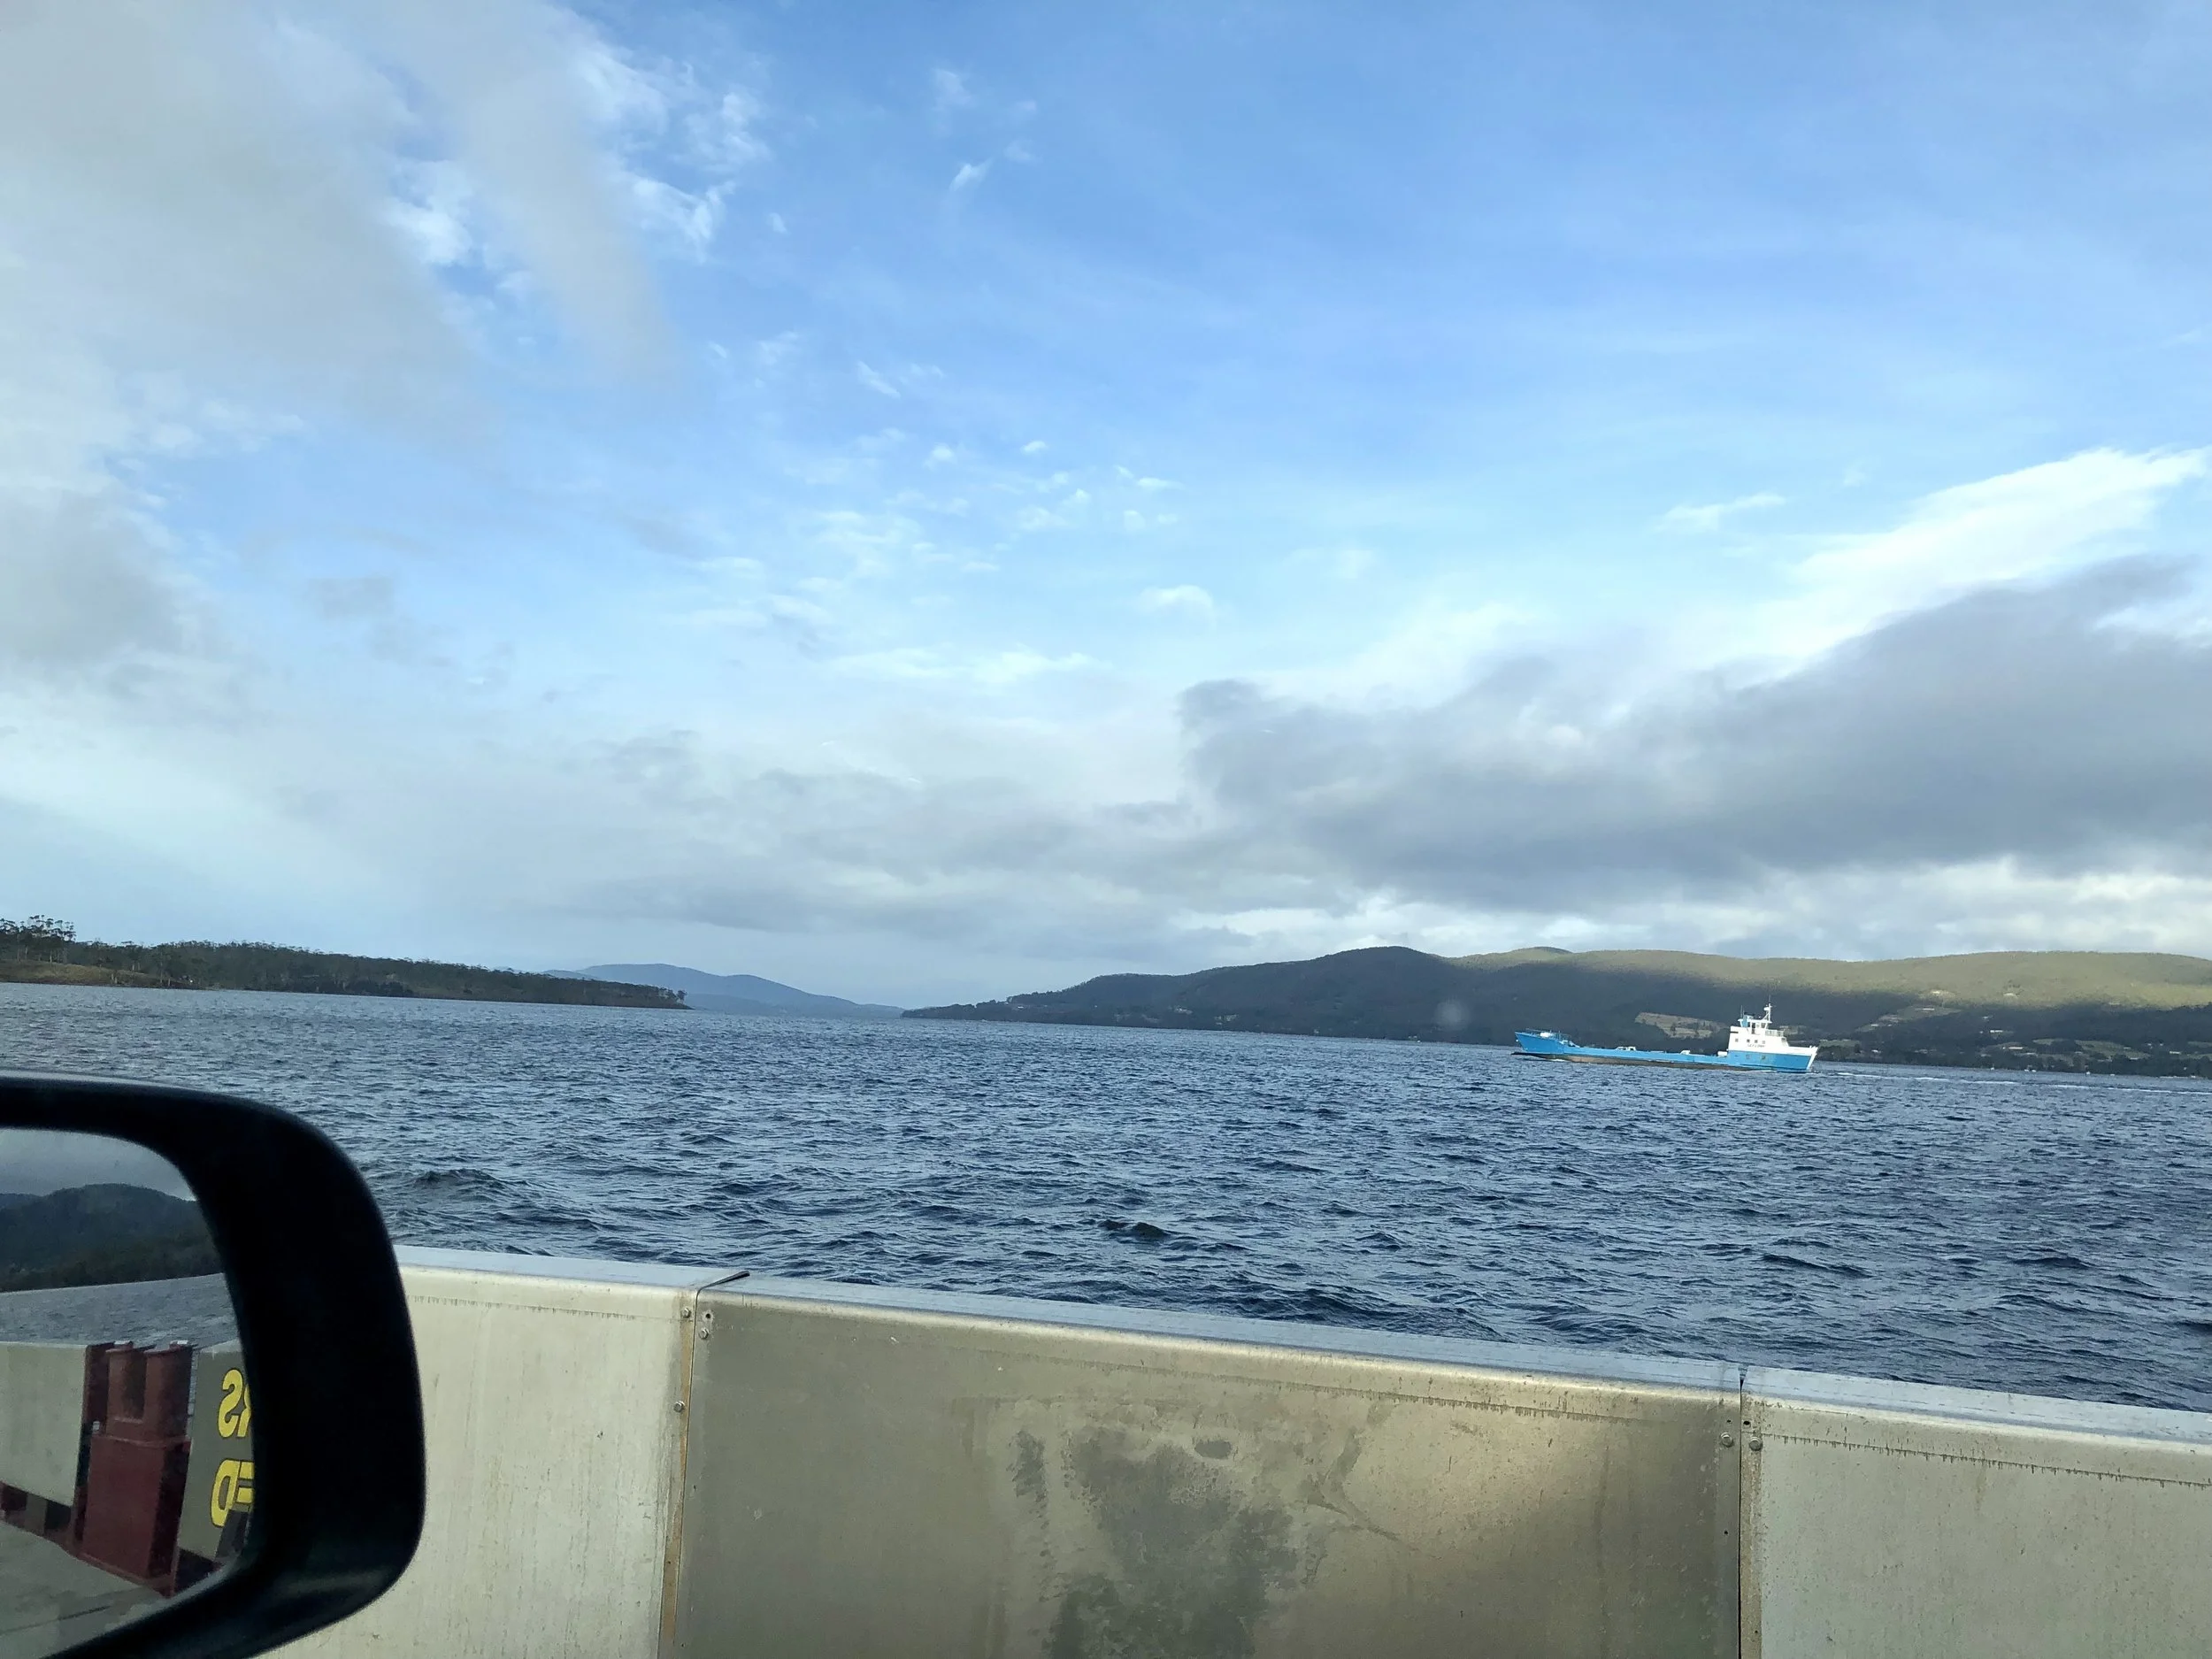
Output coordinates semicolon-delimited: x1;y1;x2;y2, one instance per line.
630;176;729;256
1658;491;1785;532
1262;603;1517;705
0;490;198;676
689;89;768;171
1279;545;1378;579
973;649;1095;685
0;6;456;418
932;69;975;113
804;506;926;577
383;160;478;267
561;16;671;130
1795;448;2200;604
1021;440;1048;455
547;27;767;262
1137;584;1215;618
357;0;671;370
0;0;674;719
831;646;1093;686
950;160;991;194
1762;447;2206;660
856;362;901;397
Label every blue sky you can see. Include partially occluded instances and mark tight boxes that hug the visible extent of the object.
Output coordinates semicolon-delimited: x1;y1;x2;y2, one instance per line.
4;1;2212;1003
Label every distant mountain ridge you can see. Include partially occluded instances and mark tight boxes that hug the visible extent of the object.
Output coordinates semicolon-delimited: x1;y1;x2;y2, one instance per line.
575;964;901;1019
906;945;2212;1077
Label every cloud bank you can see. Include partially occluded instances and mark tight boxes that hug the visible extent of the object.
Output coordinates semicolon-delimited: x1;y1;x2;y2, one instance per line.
1181;559;2212;918
142;526;2205;983
538;549;2212;967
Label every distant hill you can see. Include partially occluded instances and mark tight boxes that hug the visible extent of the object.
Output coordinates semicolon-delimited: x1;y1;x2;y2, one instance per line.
0;1184;222;1294
906;945;2212;1077
574;964;901;1019
0;917;682;1008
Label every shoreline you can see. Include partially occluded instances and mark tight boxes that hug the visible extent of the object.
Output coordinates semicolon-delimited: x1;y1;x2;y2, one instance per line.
0;957;682;1011
903;1005;2212;1079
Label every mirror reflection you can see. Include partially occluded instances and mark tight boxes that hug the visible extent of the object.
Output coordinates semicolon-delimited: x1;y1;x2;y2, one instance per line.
0;1131;250;1657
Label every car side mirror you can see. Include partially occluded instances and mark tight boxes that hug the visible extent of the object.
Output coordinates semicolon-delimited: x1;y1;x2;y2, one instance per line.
1;1075;425;1659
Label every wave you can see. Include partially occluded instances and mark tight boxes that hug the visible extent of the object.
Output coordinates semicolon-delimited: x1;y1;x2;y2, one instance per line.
1762;1250;1870;1279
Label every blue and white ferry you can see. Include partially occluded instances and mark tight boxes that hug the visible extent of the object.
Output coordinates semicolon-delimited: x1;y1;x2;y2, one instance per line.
1515;1005;1817;1072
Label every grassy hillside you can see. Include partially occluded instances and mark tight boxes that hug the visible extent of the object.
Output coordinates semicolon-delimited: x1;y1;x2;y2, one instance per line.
908;945;2212;1077
1477;946;2212;1010
0;917;684;1009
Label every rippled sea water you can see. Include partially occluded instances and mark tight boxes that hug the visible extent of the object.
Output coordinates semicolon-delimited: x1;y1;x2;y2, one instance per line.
6;982;2209;1410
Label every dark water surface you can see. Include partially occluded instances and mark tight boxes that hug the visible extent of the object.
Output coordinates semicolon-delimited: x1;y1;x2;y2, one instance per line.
6;983;2209;1411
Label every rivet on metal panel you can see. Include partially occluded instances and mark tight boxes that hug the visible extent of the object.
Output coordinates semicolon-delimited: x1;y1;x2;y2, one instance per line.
673;1402;687;1414
1748;1436;1763;1451
1720;1432;1735;1448
680;1307;693;1320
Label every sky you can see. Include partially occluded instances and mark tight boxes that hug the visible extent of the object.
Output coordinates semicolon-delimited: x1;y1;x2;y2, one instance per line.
0;1129;194;1198
4;0;2212;1007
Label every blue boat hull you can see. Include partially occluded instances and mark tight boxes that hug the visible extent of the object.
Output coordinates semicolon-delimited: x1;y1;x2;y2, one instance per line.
1514;1032;1814;1072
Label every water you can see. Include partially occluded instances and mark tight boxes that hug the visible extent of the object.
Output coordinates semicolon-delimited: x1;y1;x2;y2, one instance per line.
5;982;2209;1411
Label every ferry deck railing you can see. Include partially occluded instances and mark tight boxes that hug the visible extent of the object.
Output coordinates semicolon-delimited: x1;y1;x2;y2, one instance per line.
105;1248;2212;1656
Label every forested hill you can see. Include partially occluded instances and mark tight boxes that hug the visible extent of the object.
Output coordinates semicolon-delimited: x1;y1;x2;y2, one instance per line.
0;918;682;1009
907;946;2212;1077
0;1184;222;1294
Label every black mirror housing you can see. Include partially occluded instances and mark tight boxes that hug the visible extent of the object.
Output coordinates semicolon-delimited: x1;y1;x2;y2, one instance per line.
1;1074;426;1659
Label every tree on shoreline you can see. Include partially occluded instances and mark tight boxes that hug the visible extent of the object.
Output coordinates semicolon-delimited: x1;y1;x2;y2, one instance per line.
0;916;78;961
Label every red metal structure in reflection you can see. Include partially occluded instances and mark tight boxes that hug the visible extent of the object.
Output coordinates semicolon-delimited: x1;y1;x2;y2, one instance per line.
74;1341;194;1591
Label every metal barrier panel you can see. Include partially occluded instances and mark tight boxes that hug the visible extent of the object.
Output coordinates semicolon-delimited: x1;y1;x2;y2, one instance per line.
244;1249;2212;1658
675;1279;1741;1659
276;1250;734;1659
1743;1368;2212;1659
178;1340;252;1567
0;1342;88;1504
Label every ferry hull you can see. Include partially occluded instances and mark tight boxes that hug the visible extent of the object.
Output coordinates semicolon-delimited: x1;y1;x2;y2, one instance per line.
1514;1032;1815;1071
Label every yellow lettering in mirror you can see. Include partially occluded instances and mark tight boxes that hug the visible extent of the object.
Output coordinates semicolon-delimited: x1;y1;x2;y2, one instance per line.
218;1367;251;1439
210;1458;256;1528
